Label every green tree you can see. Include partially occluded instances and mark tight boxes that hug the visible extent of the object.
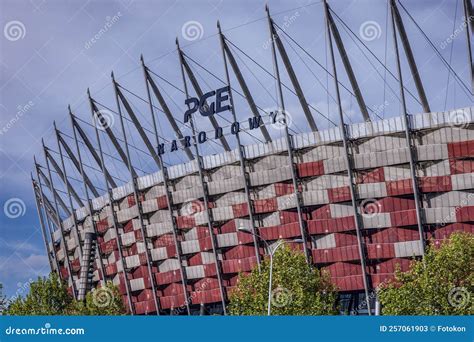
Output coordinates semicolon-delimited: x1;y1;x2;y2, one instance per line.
6;272;72;315
5;273;126;315
0;283;6;313
228;244;338;315
73;281;125;315
378;232;473;315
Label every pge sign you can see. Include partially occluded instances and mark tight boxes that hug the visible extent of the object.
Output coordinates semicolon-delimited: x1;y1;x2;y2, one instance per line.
184;86;231;123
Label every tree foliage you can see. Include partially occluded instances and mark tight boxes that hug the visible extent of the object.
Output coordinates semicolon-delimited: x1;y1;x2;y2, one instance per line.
6;272;72;315
228;244;338;315
4;272;125;315
0;283;6;313
72;283;125;315
378;232;473;315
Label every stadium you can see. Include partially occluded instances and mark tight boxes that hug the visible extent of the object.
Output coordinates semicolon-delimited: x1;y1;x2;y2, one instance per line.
30;0;474;315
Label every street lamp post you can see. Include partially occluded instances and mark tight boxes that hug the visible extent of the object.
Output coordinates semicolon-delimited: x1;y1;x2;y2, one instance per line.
238;227;303;315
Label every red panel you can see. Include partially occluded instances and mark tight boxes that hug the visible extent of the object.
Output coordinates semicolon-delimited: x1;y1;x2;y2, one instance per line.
154;234;175;248
166;245;177;258
279;211;303;224
227;275;240;287
236;231;255;245
258;226;277;241
160;294;186;309
134;299;157;314
198;236;213;252
123;220;134;233
105;263;117;276
127;194;145;208
188;253;211;266
297;161;324;178
132;265;157;279
157;195;168;209
311;205;332;219
370;227;420;243
419;176;452;193
155;270;182;286
136;289;157;302
176;216;196;229
69;259;80;273
372;258;412;274
108;251;120;262
191;288;223;304
307;216;356;234
278;222;302;239
224;245;260;259
220;220;237;233
274;183;295;196
447;140;474;158
253;198;278;214
232;203;249;218
389;209;418;227
456;206;474;222
433;223;474;239
371;273;395;288
115;273;127;295
449;160;474;174
100;238;118;254
96;218;109;234
127;195;135;207
312;245;360;263
373;197;416;213
60;266;69;279
221;256;258;274
366;243;396;259
124;243;149;256
332;275;365;291
203;264;217;277
322;262;362;277
328;187;351;203
194;278;221;290
386;179;413;196
163;283;185;297
357;168;385;184
333;233;359;247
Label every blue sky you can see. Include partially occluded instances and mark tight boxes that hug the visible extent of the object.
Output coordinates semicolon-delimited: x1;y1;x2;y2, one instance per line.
0;0;472;299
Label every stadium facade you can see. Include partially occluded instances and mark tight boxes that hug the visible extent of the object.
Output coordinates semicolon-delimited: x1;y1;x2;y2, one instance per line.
31;0;474;315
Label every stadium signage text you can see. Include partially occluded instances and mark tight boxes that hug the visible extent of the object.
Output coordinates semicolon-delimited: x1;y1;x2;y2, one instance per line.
156;86;278;155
